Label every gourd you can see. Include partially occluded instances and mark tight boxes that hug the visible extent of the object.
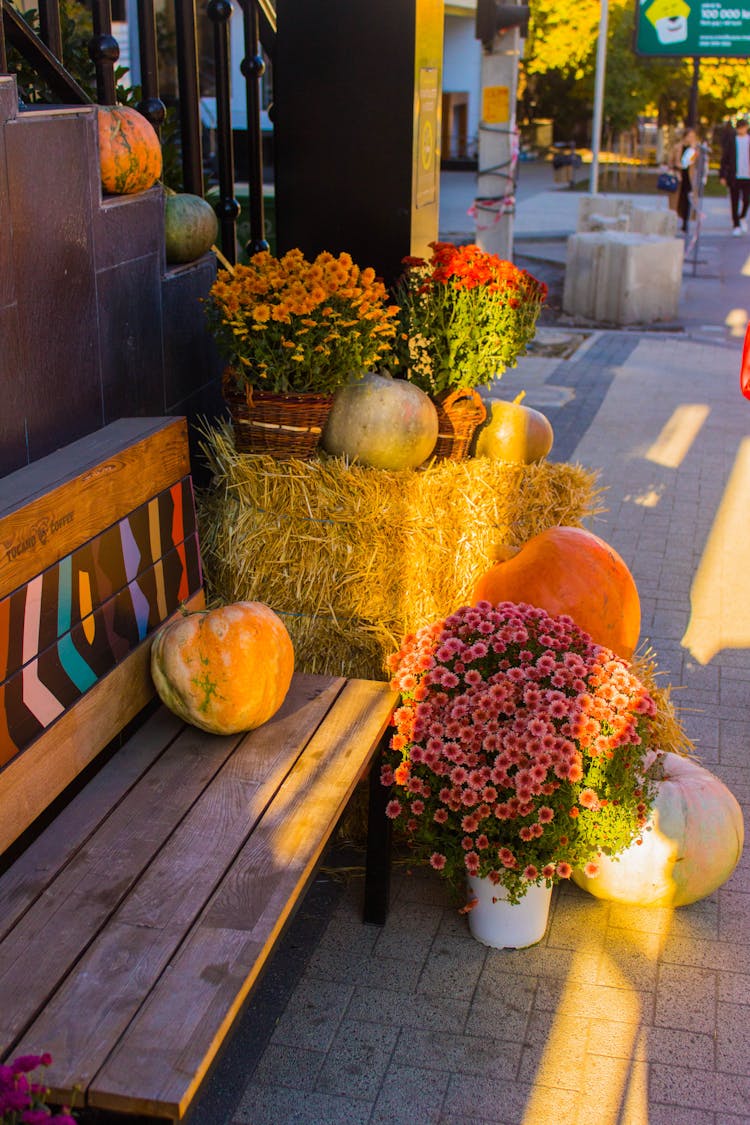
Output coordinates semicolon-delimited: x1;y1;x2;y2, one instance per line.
471;525;640;660
165;192;219;264
97;105;162;196
150;601;294;735
472;392;554;463
573;752;744;906
321;372;439;470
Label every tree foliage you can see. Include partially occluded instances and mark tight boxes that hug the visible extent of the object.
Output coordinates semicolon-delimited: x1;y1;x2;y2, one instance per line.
521;0;749;137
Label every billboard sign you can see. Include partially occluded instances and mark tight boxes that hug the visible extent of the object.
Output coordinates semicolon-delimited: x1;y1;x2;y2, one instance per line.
635;0;750;56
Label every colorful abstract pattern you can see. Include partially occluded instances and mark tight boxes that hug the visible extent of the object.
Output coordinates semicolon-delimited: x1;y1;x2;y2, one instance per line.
0;477;202;769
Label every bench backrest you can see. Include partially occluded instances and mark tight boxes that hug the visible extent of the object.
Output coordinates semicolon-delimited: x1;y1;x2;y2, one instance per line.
0;417;205;854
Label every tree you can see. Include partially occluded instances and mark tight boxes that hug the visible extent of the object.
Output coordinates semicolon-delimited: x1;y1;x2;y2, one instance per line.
521;0;748;138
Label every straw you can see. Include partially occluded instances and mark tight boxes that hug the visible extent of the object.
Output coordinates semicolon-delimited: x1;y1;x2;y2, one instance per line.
197;420;604;680
633;645;695;759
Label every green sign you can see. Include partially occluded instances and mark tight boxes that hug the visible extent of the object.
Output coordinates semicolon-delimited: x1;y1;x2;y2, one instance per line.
635;0;750;56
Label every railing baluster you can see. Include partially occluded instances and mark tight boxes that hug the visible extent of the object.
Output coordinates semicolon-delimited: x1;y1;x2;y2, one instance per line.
136;0;166;132
90;0;119;104
174;0;204;195
3;2;91;102
38;0;62;60
240;0;267;255
207;0;240;263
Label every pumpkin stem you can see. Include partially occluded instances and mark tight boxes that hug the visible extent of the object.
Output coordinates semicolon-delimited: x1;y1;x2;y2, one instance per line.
487;542;522;563
512;391;526;405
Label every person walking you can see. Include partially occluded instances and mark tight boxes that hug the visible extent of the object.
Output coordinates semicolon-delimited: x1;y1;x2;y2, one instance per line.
667;127;698;233
720;117;750;236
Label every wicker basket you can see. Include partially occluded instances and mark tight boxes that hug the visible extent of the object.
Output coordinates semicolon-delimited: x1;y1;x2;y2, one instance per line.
222;375;334;460
432;388;487;461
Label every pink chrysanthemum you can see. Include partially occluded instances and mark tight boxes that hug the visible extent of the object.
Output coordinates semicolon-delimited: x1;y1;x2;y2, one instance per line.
381;600;660;906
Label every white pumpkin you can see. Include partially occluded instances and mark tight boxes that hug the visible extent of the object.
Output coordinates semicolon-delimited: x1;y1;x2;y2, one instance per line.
573;752;744;907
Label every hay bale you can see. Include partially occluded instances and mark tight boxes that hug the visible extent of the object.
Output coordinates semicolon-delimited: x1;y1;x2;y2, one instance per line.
633;647;695;759
197;421;603;680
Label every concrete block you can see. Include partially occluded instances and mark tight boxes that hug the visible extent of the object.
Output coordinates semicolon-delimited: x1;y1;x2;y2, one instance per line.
587;212;630;232
577;196;633;232
563;231;684;325
578;197;679;238
631;206;679;237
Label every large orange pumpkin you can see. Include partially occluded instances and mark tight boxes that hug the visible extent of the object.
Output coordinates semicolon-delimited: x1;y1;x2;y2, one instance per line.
471;526;640;659
150;602;294;734
97;105;162;195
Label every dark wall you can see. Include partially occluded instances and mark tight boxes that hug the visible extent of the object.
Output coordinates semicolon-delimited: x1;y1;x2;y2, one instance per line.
273;0;443;288
0;78;225;481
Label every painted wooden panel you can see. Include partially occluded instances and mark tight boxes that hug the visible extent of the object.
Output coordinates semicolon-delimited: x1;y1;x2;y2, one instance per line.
0;416;203;850
0;587;205;854
0;418;190;600
0;476;198;686
0;531;202;769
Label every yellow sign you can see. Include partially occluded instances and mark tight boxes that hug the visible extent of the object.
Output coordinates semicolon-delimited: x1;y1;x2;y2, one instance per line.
483;85;510;125
645;0;690;25
415;67;439;208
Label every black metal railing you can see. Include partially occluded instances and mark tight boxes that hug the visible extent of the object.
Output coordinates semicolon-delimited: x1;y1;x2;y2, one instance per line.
0;0;274;263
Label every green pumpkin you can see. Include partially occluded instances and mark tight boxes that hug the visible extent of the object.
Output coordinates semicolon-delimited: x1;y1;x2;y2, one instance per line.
321;372;439;470
165;192;219;264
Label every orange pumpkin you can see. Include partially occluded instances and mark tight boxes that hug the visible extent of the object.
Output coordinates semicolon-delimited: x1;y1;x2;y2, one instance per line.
150;601;294;734
97;105;162;195
471;526;640;660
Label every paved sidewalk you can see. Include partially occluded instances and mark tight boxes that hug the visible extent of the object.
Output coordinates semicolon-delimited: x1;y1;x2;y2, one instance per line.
190;178;750;1125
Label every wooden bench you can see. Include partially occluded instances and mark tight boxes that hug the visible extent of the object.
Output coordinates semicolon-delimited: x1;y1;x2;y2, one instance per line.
0;418;396;1121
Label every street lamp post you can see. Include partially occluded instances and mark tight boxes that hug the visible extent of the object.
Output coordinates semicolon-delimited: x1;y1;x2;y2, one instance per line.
589;0;609;195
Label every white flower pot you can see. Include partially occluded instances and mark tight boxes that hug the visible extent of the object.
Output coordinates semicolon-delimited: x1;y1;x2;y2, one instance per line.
467;876;553;949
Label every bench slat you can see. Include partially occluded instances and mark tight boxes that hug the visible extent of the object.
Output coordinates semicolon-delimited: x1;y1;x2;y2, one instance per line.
0;588;204;853
0;705;244;1050
0;706;184;941
11;676;346;1098
86;678;395;1120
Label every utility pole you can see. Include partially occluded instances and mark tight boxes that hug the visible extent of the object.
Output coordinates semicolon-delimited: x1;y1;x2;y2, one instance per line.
474;0;529;260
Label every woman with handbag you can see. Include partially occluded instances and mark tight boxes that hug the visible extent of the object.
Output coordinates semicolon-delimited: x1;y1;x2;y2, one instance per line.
665;127;698;233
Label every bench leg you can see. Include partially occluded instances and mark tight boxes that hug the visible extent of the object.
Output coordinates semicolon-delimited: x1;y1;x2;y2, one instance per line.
363;735;392;925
